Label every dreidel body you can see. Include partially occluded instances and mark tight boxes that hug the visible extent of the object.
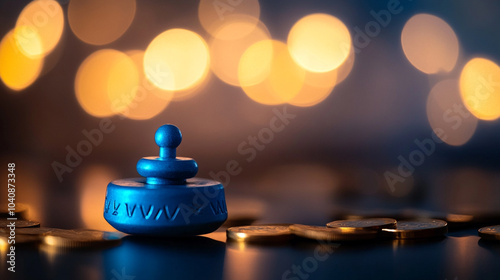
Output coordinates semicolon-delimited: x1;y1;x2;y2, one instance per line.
104;125;227;236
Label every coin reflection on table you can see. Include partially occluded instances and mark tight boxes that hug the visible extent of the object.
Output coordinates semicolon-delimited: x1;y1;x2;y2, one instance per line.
224;233;296;280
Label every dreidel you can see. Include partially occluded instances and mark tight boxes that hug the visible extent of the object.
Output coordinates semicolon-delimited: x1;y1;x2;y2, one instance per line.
104;124;227;235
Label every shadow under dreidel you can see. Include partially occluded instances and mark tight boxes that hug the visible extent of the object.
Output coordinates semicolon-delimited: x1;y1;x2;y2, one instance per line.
104;235;226;280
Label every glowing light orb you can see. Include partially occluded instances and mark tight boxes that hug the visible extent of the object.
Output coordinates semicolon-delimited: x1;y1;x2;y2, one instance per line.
289;69;337;107
459;57;500;120
198;0;260;39
238;39;273;87
427;79;477;146
239;40;305;105
68;0;136;45
288;13;352;73
335;46;355;85
16;0;64;56
171;74;212;101
401;14;459;74
75;49;139;117
210;17;270;86
121;50;172;120
0;28;43;91
144;29;210;91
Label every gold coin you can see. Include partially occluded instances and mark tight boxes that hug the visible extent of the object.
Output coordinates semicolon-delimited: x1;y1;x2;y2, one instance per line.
227;224;293;243
290;224;378;241
43;229;124;248
0;219;40;228
381;219;448;239
478;225;500;241
327;218;397;231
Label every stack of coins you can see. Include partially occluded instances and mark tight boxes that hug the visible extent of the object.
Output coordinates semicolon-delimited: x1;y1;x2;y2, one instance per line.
227;218;451;243
0;207;42;247
333;208;500;230
0;204;124;249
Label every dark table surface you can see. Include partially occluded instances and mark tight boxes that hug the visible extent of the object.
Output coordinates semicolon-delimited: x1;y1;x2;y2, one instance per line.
2;226;500;280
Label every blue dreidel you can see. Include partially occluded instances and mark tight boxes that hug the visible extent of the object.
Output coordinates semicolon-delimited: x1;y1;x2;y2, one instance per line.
103;124;227;236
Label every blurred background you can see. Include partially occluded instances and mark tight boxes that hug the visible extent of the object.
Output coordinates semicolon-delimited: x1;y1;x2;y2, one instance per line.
1;0;500;231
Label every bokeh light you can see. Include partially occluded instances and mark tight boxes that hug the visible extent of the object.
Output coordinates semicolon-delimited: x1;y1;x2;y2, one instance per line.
288;68;337;107
0;28;43;91
0;237;6;252
401;13;459;74
79;165;117;231
144;29;210;91
12;25;43;59
239;40;306;105
171;72;213;101
288;13;352;73
198;0;260;39
121;50;172;120
15;0;64;57
68;0;136;45
75;49;139;117
335;45;355;85
238;39;273;87
459;57;500;121
210;16;270;86
427;79;477;146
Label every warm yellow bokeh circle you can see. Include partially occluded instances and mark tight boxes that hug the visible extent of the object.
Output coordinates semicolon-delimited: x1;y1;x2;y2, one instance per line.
16;0;64;57
0;28;43;91
68;0;136;46
239;40;306;105
75;49;139;117
198;0;260;39
144;29;210;91
288;13;352;73
459;58;500;121
210;16;271;86
121;50;172;120
427;79;477;146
